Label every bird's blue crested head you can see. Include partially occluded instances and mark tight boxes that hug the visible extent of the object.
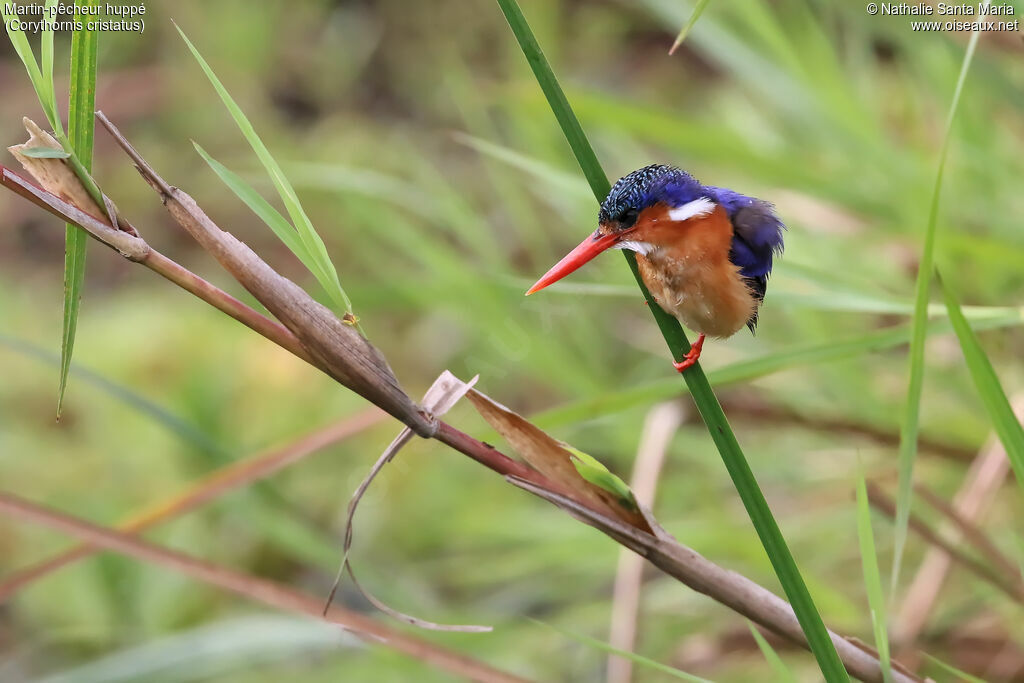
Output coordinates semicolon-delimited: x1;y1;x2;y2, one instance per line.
598;165;784;280
598;164;704;230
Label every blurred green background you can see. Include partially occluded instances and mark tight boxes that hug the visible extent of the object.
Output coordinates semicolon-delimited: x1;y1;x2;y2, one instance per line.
1;0;1022;680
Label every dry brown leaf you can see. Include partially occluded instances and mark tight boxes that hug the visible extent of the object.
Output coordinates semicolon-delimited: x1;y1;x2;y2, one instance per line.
8;118;106;220
466;389;651;532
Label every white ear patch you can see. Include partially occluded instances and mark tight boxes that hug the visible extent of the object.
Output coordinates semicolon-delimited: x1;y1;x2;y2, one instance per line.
614;240;656;255
668;197;716;222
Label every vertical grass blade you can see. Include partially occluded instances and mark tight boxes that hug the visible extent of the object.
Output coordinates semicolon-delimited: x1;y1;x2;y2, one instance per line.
891;5;988;591
192;143;308;259
57;0;99;418
40;0;58;114
174;24;354;318
939;273;1024;492
856;468;892;683
2;5;60;133
668;0;713;55
493;1;848;679
748;622;797;683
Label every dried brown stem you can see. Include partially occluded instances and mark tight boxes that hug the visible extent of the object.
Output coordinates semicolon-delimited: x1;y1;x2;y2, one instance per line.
0;491;530;683
914;483;1018;580
721;395;976;463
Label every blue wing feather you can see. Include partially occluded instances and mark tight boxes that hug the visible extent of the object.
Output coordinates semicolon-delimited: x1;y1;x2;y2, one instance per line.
706;186;785;332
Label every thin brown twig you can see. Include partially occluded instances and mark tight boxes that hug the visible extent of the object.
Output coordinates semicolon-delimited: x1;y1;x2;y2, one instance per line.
721;395;976;463
915;482;1018;580
0;408;386;602
866;482;1024;603
0;490;531;683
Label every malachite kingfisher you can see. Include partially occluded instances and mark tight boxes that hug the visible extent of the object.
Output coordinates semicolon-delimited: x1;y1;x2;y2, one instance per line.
526;165;785;372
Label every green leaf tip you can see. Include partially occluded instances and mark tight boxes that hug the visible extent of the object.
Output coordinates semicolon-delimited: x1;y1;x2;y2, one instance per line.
57;0;100;418
856;467;893;683
668;0;713;55
938;270;1024;495
565;446;637;510
891;8;987;592
176;23;357;324
19;147;71;158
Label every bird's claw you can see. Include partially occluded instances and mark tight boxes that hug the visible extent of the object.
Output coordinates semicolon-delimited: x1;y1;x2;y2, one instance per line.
673;356;697;373
672;333;705;373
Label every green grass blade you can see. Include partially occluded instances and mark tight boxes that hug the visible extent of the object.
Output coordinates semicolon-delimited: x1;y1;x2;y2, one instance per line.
747;622;797;683
40;0;57;109
2;4;60;132
534;312;1024;430
494;1;848;678
193;143;307;259
174;24;353;318
57;0;99;419
668;0;713;55
920;653;987;683
939;272;1024;493
530;620;712;682
856;467;892;683
892;7;988;592
492;0;610;200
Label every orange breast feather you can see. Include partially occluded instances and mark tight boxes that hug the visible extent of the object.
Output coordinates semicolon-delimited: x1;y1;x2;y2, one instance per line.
633;204;756;338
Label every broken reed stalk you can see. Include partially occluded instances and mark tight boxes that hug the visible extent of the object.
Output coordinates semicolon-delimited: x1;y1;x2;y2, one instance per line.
0;491;530;683
0;114;908;683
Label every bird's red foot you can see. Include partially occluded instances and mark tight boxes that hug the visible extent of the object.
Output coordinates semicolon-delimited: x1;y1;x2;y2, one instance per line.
672;333;706;373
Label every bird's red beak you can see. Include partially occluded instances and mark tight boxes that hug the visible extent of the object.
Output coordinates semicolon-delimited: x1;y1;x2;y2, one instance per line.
525;230;621;295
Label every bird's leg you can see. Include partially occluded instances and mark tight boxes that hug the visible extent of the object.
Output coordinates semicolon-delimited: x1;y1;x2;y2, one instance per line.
672;333;705;373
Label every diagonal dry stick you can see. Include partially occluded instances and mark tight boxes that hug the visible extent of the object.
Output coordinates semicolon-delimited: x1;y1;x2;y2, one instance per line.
0;490;530;683
914;482;1018;581
0;408;386;602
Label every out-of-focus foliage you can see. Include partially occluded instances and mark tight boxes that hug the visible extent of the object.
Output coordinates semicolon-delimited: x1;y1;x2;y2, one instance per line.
1;1;1021;681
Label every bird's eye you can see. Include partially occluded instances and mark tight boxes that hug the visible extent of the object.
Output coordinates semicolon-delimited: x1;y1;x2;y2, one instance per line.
619;208;639;227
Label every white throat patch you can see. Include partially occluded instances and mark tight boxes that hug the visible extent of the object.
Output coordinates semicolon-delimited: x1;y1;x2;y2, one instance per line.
613;240;656;256
668;197;716;222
